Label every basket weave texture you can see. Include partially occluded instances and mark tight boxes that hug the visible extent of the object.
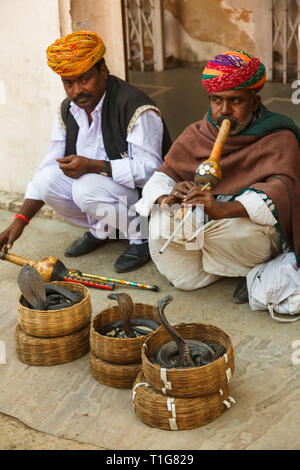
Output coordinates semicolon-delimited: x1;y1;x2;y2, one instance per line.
90;352;141;389
142;322;234;398
15;323;90;366
90;303;159;365
132;371;233;431
17;281;92;338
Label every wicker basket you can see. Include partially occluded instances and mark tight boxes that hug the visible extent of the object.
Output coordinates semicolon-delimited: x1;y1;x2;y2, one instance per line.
132;371;234;431
90;303;159;364
90;352;141;389
15;323;90;366
142;322;234;398
17;281;92;338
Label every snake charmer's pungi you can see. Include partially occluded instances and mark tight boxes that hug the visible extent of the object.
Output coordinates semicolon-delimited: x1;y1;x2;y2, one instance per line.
136;51;300;301
0;31;171;273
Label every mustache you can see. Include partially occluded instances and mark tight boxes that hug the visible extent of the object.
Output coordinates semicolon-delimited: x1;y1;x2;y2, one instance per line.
216;114;239;129
73;93;92;103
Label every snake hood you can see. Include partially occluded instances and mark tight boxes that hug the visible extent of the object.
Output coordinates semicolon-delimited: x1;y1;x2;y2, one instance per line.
157;295;195;367
155;295;225;368
102;293;160;338
18;264;47;310
18;264;82;310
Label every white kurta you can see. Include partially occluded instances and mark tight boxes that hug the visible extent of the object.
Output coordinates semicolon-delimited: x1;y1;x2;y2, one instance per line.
136;171;281;290
136;171;277;226
25;93;164;241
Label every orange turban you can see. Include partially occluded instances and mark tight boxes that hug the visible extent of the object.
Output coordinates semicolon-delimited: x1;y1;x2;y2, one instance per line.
46;30;106;78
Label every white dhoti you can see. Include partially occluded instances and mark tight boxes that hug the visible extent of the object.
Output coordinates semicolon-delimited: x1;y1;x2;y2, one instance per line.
33;164;142;240
149;208;281;290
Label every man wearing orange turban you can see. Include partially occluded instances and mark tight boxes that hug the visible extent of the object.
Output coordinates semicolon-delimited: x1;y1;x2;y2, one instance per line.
136;50;300;304
0;31;172;273
46;30;107;78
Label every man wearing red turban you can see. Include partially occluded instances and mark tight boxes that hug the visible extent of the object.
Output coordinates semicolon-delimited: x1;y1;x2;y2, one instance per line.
136;50;300;303
0;31;172;273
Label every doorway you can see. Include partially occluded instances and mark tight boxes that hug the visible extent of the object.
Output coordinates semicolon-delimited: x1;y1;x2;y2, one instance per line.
123;0;165;72
271;0;300;83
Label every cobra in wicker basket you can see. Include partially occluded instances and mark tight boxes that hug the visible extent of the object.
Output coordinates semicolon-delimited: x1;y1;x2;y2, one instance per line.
90;293;160;365
140;295;234;398
17;281;92;338
15;323;90;366
90;352;142;389
132;371;235;430
142;322;234;398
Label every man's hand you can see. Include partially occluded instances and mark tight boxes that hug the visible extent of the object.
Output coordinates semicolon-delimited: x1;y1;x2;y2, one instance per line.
0;199;44;251
56;155;94;179
158;181;195;207
183;186;248;220
0;219;26;251
57;155;111;179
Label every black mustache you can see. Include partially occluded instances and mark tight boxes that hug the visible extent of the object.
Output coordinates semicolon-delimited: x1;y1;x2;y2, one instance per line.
216;115;238;128
73;93;92;103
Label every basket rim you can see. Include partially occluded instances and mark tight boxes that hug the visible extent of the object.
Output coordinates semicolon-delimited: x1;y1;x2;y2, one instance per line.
18;281;90;313
91;303;159;343
142;322;233;372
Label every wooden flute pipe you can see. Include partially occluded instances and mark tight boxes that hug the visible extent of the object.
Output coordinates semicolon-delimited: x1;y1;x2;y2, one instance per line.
209;118;232;162
194;118;231;190
159;118;231;255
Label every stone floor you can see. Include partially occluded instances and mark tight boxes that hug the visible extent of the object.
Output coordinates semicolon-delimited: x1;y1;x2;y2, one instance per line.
1;67;300;450
1;207;300;451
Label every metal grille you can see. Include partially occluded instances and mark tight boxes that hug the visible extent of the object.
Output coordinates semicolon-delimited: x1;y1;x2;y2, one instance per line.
123;0;164;71
272;0;300;82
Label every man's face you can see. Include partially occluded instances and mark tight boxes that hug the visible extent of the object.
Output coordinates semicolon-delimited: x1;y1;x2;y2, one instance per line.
61;63;108;111
209;89;261;135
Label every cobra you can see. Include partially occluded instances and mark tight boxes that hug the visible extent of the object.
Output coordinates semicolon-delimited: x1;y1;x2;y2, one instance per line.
17;264;83;310
99;293;160;338
153;295;226;368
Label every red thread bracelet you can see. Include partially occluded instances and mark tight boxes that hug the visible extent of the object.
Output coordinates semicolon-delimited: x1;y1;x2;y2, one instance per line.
159;196;168;209
15;214;29;225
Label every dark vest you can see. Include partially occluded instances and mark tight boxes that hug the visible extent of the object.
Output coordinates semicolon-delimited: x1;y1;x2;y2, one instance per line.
60;75;172;161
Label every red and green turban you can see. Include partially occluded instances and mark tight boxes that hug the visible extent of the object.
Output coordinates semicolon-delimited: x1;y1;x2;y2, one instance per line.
202;50;266;94
46;30;106;78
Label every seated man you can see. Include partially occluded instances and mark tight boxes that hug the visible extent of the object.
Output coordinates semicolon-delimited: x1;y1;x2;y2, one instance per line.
0;31;171;272
136;50;300;301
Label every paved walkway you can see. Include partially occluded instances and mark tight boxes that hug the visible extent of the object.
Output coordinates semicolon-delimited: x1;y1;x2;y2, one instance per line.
1;207;300;450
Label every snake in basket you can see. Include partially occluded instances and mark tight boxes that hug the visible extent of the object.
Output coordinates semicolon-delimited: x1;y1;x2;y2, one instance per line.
18;264;83;310
99;293;160;338
151;295;226;368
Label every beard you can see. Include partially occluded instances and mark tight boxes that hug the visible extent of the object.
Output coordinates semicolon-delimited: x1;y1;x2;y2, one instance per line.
212;108;254;135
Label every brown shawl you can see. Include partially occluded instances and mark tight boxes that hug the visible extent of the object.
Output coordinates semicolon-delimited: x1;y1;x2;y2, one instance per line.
158;115;300;264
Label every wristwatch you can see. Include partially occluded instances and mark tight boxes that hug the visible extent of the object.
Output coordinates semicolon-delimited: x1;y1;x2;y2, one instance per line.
99;160;110;177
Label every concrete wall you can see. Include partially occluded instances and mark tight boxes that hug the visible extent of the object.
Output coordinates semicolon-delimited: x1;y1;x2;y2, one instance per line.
0;0;273;196
0;0;126;196
164;0;266;64
0;0;66;194
71;0;126;79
